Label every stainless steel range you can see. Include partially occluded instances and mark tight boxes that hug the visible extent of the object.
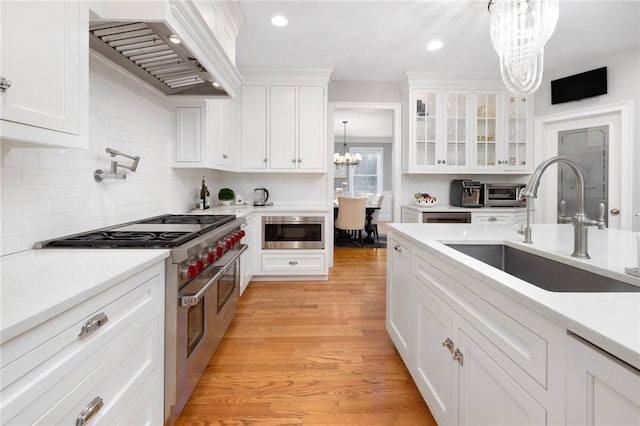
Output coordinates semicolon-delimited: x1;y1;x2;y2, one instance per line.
36;213;247;424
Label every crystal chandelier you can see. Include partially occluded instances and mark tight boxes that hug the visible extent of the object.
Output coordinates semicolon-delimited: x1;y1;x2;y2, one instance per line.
333;120;362;168
488;0;559;95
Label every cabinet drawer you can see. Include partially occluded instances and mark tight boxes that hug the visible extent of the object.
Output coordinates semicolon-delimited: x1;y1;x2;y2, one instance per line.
472;213;512;224
414;255;548;387
261;253;325;272
0;265;162;422
10;317;160;425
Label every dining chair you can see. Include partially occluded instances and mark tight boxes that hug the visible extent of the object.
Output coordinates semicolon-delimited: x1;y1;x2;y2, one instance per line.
335;196;368;247
370;194;385;242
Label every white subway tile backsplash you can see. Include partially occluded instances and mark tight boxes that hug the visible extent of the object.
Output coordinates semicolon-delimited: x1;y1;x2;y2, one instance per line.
2;185;39;202
1;53;203;255
1;167;22;184
38;185;67;200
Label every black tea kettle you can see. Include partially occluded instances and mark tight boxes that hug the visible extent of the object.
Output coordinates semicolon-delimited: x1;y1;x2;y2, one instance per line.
253;188;270;206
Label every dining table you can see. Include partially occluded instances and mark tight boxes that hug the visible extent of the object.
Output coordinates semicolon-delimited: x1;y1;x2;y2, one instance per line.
333;201;381;244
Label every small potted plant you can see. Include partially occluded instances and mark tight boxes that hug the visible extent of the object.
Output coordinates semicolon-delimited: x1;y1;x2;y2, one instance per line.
218;188;235;206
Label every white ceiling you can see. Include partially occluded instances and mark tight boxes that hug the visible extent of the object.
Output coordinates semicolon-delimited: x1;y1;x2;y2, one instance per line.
235;0;640;137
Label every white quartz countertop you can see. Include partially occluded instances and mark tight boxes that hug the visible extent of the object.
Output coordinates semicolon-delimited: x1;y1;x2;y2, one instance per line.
402;204;527;213
388;223;640;369
189;203;331;217
0;249;169;344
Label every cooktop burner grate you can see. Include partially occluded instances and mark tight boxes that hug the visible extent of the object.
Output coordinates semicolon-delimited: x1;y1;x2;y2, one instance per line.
45;231;195;248
140;214;235;226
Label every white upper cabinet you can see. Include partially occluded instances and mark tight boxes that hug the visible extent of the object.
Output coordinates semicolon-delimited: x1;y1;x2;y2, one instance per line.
240;85;268;169
402;74;533;174
239;69;331;173
173;97;236;170
0;0;88;148
269;86;297;169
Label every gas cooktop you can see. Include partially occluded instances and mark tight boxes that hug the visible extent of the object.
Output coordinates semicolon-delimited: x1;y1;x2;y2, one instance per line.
36;214;237;248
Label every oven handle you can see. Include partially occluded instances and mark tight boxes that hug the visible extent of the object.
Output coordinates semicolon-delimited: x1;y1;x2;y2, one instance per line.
179;244;247;307
180;268;225;307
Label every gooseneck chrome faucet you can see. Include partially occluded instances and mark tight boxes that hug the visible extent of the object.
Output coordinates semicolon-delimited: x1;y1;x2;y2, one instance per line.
521;156;605;259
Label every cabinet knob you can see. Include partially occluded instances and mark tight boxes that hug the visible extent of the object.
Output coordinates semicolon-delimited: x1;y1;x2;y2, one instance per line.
292;159;296;163
610;208;620;216
442;337;454;353
437;160;442;164
453;348;464;366
222;154;228;159
0;76;11;92
442;160;446;164
263;158;268;163
298;159;302;163
394;245;402;252
488;216;497;222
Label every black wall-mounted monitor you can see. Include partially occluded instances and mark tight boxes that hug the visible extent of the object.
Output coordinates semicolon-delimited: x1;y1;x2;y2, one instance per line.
551;67;607;105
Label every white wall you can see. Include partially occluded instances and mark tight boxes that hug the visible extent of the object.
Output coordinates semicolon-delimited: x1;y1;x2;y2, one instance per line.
534;46;640;230
0;54;216;256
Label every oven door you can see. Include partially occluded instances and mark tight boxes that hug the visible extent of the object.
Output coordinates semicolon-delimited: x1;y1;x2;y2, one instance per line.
174;244;246;417
262;216;325;249
175;265;224;415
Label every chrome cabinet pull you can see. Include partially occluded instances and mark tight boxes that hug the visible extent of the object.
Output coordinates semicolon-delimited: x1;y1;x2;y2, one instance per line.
453;348;464;366
289;260;298;265
75;396;103;426
78;313;109;337
0;76;11;92
442;337;454;353
394;245;401;252
488;216;497;222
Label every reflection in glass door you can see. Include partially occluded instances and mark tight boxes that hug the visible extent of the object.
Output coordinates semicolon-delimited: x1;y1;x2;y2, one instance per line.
558;126;609;226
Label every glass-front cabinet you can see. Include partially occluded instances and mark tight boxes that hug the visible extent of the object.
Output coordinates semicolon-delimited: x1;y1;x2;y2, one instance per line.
403;76;533;174
474;91;499;168
410;89;468;171
504;94;531;170
413;90;439;168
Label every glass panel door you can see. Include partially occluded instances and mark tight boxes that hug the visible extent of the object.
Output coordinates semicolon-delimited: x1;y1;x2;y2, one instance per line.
444;91;467;167
475;92;497;167
415;90;438;167
506;94;528;167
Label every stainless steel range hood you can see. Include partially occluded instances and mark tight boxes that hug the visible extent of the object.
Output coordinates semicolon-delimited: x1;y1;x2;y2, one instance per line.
90;21;227;96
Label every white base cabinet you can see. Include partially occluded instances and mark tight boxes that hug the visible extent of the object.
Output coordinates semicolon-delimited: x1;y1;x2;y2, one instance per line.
0;262;164;425
387;230;566;425
387;237;414;365
566;334;640;426
0;0;88;148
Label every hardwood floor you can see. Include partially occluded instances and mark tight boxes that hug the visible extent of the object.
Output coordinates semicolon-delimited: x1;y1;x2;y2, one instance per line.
177;246;436;425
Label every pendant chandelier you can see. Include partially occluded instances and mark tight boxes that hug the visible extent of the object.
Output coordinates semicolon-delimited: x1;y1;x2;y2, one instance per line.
488;0;559;95
333;120;362;168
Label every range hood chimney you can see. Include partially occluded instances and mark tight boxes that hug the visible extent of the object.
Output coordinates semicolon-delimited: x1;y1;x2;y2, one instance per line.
90;21;227;96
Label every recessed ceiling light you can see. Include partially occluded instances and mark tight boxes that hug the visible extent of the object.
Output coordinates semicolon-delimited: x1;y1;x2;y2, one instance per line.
427;40;443;51
168;34;181;44
271;15;288;27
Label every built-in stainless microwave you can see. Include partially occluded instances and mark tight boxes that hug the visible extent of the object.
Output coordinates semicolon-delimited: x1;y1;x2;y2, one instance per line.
482;183;526;207
262;216;325;249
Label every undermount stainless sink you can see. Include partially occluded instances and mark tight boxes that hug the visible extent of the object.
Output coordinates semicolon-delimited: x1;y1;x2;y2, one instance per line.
446;244;640;292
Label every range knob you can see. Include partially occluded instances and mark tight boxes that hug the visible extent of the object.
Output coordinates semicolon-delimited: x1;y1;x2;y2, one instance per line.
206;250;216;264
216;245;224;257
239;229;246;239
225;238;232;249
195;258;205;273
182;264;198;280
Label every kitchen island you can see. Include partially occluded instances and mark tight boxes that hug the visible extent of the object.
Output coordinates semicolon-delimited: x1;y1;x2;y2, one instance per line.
387;223;640;425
